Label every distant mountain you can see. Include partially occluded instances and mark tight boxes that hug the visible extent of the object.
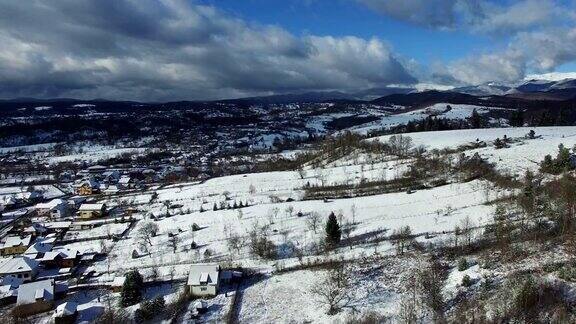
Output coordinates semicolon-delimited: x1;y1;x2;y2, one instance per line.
371;90;480;107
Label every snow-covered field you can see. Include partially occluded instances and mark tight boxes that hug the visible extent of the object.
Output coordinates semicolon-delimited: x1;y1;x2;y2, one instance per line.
376;126;576;175
350;103;507;135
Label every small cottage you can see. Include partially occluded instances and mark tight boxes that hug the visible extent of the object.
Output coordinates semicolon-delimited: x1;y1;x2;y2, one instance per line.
187;263;221;297
54;301;78;324
0;257;39;283
14;279;55;316
0;235;33;256
77;203;106;220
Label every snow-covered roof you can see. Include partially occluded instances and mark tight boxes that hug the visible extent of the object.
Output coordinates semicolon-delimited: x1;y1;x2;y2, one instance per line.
0;257;39;274
25;241;53;255
54;301;77;317
2;235;32;248
43;221;72;229
16;279;54;305
35;199;65;210
118;176;131;184
78;203;105;211
187;263;220;286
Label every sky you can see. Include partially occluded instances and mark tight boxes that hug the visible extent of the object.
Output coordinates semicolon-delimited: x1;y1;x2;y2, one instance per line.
0;0;576;101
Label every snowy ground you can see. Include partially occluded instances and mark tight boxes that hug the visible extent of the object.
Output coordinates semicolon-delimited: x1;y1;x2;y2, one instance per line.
376;126;576;175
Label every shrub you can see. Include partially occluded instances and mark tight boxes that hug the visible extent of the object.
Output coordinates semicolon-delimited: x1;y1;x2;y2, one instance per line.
457;258;468;271
135;296;166;323
461;274;473;287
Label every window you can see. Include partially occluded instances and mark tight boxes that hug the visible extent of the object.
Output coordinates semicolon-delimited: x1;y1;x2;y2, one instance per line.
17;274;22;278
24;273;29;278
200;287;207;291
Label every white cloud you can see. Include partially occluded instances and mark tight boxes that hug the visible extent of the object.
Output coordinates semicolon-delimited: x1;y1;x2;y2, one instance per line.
0;0;416;101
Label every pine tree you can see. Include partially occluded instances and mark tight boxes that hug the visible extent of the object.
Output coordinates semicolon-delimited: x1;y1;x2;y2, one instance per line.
470;109;483;129
325;212;341;248
121;270;144;307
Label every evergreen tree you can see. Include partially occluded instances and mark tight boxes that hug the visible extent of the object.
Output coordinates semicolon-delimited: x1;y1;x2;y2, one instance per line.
469;109;483;128
325;212;341;248
213;203;218;211
121;270;144;307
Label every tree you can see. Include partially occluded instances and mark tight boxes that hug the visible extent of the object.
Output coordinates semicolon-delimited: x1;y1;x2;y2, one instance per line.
388;135;413;156
310;261;356;315
469;109;483;128
226;231;246;254
306;212;321;233
121;270;144;307
168;235;180;253
325;212;341;248
138;221;159;246
390;226;412;255
341;222;354;249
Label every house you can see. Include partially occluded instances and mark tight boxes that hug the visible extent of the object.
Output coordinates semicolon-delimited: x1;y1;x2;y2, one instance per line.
0;276;21;305
43;221;72;234
23;223;48;237
187;263;221;297
0;235;33;256
77;203;106;219
24;239;54;259
0;257;39;282
35;199;68;218
14;279;55;316
38;249;79;268
102;170;120;184
54;301;78;324
118;175;134;189
74;179;100;196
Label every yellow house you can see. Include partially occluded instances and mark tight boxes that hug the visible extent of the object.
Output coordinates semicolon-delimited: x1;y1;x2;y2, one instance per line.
77;203;106;220
0;235;33;256
74;179;99;196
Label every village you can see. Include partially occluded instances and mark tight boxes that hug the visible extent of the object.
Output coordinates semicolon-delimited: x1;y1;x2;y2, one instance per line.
0;161;246;323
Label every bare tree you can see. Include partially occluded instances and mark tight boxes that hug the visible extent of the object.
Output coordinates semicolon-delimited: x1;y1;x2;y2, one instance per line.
459;216;475;248
226;231;246;254
306;212;321;233
137;221;159;246
297;167;306;180
350;204;357;225
310;261;356;315
342;222;354;249
285;205;294;218
388;135;413;157
390;226;412;255
168;235;180;253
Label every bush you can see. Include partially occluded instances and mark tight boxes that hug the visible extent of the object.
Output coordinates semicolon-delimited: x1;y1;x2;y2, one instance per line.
135;296;166;323
461;274;473;287
457;258;468;271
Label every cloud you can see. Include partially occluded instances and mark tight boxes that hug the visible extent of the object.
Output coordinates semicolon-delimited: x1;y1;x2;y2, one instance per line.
0;0;416;101
358;0;571;35
358;0;576;86
357;0;460;29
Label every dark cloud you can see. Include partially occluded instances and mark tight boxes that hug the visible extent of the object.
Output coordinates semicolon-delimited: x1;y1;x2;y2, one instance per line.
358;0;460;29
358;0;570;35
0;0;416;101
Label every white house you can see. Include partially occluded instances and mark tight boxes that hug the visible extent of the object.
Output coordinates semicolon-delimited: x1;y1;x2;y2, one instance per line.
0;256;39;282
35;199;68;218
187;263;221;297
15;279;55;316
